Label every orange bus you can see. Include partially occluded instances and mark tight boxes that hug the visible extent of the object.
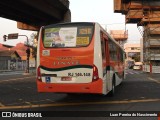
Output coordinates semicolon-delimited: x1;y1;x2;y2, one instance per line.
36;22;125;95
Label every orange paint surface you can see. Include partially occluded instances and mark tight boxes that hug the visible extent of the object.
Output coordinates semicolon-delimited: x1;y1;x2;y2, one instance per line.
37;78;103;94
39;34;94;68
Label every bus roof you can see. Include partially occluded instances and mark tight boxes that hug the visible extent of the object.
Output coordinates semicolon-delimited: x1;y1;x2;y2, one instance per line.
44;22;95;28
43;22;125;53
96;22;125;53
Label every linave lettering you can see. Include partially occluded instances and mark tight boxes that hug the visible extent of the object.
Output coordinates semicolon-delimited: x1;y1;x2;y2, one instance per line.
53;61;79;66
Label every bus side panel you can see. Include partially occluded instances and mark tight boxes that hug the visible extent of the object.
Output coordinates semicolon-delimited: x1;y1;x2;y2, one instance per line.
110;61;123;87
37;27;43;73
93;24;104;94
109;44;125;87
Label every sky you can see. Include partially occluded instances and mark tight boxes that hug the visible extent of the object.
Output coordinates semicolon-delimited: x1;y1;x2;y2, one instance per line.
0;0;141;46
0;18;34;46
69;0;142;43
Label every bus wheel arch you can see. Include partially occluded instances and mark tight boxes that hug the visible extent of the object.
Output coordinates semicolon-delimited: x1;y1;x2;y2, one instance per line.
109;74;116;97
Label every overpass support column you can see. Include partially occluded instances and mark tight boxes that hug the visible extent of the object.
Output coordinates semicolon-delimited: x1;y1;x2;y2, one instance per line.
62;10;71;22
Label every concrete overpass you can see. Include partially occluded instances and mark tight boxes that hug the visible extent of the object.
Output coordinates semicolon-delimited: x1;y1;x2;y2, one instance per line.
0;0;71;30
114;0;160;68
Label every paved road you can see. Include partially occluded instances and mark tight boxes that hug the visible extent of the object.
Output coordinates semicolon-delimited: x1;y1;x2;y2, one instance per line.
0;71;24;76
0;70;160;120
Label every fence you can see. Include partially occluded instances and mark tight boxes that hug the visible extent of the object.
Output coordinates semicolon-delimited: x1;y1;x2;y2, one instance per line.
0;60;26;71
143;64;160;73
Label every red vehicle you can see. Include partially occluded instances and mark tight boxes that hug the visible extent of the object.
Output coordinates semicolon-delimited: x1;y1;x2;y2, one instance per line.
36;22;125;95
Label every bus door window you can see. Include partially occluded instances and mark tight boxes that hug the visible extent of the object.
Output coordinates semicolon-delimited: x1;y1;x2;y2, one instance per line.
109;39;117;61
104;38;109;65
100;32;106;70
100;33;106;63
117;48;120;66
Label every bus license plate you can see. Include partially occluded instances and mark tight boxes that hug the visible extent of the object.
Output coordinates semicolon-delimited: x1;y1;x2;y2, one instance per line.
61;77;72;81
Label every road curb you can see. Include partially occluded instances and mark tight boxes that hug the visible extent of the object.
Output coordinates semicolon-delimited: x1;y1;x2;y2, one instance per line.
148;77;160;84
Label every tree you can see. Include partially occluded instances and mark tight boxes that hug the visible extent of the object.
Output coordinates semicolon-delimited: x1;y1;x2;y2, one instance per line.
24;32;38;67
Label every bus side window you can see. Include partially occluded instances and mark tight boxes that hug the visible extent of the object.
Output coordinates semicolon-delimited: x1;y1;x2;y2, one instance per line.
101;40;106;60
120;50;124;62
109;40;117;61
101;32;107;61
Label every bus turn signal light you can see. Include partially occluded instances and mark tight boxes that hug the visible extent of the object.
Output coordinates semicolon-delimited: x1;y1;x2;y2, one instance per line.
92;65;99;81
37;66;42;81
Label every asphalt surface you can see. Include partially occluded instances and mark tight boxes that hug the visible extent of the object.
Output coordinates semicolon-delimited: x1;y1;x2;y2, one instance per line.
0;69;160;120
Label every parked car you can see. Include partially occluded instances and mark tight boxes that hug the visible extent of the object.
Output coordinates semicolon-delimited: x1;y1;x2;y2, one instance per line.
128;60;135;69
133;62;143;70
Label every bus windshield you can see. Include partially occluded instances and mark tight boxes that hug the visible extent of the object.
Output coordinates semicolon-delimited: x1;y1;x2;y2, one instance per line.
43;23;94;48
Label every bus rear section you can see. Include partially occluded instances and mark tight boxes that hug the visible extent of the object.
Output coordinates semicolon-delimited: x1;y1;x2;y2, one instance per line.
36;23;103;94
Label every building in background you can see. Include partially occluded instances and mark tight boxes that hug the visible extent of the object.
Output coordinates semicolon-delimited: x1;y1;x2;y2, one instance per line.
114;0;160;72
0;43;35;71
0;50;21;70
110;30;128;47
140;38;143;63
124;43;140;69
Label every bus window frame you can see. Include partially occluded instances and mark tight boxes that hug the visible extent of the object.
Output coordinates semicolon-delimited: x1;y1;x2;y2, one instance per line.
101;32;106;61
42;23;95;48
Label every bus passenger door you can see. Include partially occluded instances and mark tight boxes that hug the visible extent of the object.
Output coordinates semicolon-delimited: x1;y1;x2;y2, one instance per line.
101;33;111;94
101;32;107;94
104;37;111;93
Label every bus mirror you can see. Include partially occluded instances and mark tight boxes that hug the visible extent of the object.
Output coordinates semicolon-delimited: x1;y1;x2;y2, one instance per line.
3;35;7;41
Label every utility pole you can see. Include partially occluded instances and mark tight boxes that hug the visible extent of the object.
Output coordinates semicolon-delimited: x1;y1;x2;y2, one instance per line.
3;33;30;73
19;35;30;73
